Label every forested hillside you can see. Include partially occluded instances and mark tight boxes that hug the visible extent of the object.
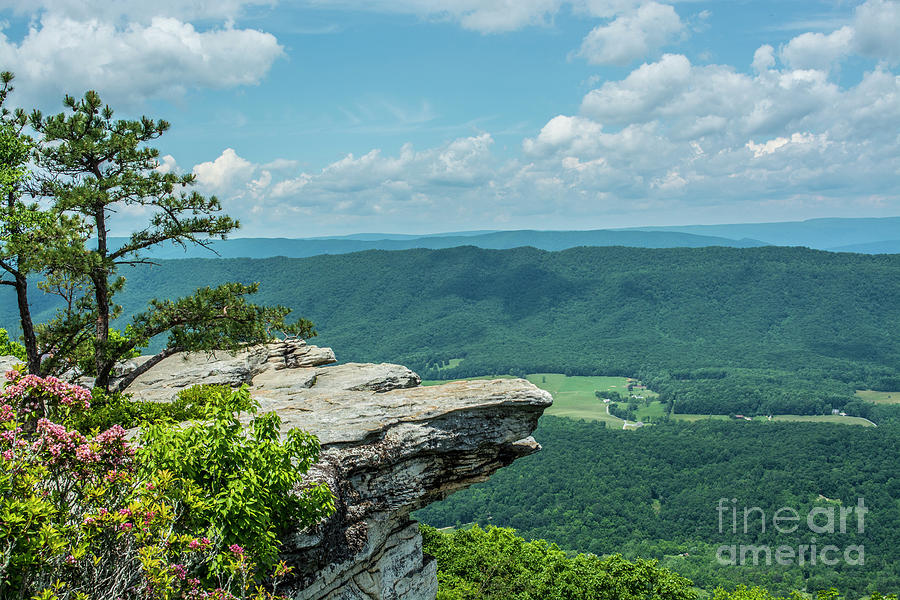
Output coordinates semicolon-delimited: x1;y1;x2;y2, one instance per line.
3;245;899;415
416;416;900;597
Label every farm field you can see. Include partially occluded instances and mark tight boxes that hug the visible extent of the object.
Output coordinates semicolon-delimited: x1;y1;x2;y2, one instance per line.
671;413;874;426
671;413;733;422
768;414;876;426
424;374;875;428
855;389;900;404
430;358;464;373
424;373;656;427
526;373;631;427
629;400;668;422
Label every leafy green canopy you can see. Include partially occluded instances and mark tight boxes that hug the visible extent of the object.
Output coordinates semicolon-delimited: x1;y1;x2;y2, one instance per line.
423;524;899;600
421;523;696;600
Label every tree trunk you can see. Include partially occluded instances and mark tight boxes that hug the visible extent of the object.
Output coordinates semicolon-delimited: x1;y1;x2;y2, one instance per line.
3;191;40;374
111;346;179;392
13;271;40;375
92;206;111;390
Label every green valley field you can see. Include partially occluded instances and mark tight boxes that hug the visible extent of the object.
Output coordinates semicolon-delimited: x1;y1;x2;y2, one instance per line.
427;372;878;429
425;373;656;427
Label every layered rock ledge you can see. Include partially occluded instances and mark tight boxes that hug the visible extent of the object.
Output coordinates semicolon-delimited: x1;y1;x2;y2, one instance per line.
123;341;552;600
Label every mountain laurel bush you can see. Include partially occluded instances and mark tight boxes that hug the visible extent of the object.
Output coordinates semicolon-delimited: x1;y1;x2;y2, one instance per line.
0;371;334;599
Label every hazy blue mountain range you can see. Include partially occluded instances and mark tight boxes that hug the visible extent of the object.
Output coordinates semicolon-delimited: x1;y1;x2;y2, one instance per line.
630;216;900;250
310;230;499;241
828;239;900;253
104;216;898;260
107;229;765;260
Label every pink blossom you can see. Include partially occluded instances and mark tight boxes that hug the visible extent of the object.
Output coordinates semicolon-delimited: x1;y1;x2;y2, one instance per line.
75;443;98;463
228;544;244;556
1;373;91;414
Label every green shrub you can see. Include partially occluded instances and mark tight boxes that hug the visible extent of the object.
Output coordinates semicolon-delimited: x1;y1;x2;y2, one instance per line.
0;328;26;361
138;385;335;571
0;374;333;598
70;388;198;433
69;384;235;433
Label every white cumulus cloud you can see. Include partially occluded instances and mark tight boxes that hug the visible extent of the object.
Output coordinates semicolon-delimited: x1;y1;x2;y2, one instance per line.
777;0;900;71
577;2;684;66
781;26;855;71
193;148;257;193
746;133;830;158
0;7;283;107
853;0;900;62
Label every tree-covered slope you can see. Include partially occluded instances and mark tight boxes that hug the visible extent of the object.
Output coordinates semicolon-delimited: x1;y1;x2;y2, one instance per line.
420;523;697;600
3;245;899;414
416;417;900;598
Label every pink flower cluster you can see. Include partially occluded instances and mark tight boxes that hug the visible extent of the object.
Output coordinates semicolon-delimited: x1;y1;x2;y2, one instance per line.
33;418;86;459
16;417;135;479
2;371;91;415
93;425;134;466
188;537;212;551
163;563;204;600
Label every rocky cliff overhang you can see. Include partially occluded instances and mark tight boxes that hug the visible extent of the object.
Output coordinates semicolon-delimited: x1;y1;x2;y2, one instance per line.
122;341;553;600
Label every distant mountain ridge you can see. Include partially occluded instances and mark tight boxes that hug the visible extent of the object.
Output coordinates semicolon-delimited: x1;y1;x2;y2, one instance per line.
628;216;900;250
828;239;900;254
106;216;899;259
108;229;766;260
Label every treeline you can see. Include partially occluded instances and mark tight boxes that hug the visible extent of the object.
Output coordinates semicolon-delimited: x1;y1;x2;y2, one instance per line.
415;416;900;597
3;245;900;415
421;523;697;600
422;524;898;600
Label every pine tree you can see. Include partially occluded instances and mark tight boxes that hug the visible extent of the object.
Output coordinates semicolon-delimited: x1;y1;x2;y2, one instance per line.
29;89;312;389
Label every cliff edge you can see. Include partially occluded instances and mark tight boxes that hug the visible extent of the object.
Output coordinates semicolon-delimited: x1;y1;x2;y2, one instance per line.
122;340;553;599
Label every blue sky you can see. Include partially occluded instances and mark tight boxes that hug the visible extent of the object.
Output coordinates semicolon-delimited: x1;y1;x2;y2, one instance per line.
1;0;898;236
